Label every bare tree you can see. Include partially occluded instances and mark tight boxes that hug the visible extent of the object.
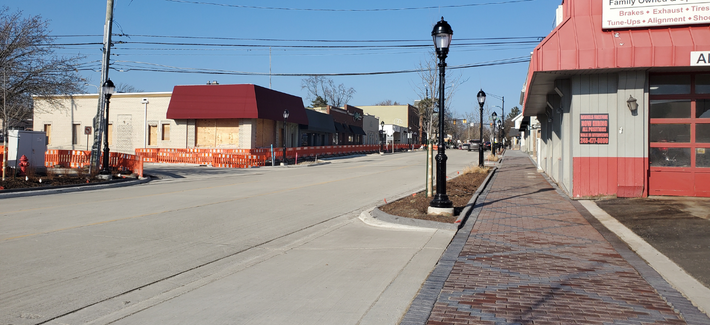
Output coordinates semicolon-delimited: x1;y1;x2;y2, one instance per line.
0;7;83;129
301;76;356;108
471;103;495;141
301;76;328;105
116;83;143;93
413;50;466;142
374;99;401;106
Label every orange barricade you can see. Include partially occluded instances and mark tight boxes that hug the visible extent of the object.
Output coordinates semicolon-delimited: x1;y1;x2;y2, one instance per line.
69;150;91;168
108;152;144;177
129;144;419;170
135;148;159;162
40;149;143;177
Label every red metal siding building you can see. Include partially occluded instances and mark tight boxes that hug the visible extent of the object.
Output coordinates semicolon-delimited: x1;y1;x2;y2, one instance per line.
522;0;710;197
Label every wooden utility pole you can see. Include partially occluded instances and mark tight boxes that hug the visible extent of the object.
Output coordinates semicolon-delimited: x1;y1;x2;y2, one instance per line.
90;0;114;173
2;68;7;181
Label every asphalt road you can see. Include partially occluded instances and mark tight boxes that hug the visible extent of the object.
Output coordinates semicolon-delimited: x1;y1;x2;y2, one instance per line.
0;149;480;325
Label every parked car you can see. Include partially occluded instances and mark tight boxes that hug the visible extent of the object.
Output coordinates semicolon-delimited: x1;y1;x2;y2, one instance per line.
469;139;481;151
484;141;492;151
460;143;470;150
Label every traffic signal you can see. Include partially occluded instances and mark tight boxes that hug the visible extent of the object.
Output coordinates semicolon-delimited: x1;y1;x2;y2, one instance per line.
453;120;456;125
463;119;467;124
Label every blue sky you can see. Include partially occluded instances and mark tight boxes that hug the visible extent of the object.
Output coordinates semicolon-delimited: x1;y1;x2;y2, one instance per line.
10;0;561;118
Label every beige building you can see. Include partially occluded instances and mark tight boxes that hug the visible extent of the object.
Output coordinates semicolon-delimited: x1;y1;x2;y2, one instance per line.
357;105;420;144
33;84;311;154
33;92;177;153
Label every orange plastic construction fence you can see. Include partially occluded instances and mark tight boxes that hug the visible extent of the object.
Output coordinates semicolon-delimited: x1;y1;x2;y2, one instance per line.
133;144;422;169
135;148;269;168
43;149;143;177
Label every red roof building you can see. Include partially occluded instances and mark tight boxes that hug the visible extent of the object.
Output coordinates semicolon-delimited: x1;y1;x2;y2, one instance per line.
521;0;710;198
167;84;308;149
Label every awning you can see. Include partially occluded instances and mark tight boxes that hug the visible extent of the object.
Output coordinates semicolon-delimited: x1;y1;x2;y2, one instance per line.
349;125;366;135
519;116;530;131
522;0;710;116
303;109;336;133
334;123;350;133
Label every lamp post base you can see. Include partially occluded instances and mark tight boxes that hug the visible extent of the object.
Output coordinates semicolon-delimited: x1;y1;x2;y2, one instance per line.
97;173;113;180
427;206;454;217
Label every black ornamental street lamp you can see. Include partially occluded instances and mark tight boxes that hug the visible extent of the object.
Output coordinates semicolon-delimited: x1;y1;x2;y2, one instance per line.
491;111;497;156
428;17;454;214
380;120;385;153
477;89;486;167
99;79;115;176
282;109;289;165
497;119;502;153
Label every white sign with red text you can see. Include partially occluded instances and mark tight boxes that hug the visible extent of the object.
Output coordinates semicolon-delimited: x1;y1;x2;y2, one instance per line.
603;0;710;29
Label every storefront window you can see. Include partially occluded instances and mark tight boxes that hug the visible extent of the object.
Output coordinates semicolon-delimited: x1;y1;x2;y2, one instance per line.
696;124;710;143
650;124;690;143
650;147;691;167
649;74;690;95
650;100;691;118
697;99;710;118
696;74;710;94
697;148;710;167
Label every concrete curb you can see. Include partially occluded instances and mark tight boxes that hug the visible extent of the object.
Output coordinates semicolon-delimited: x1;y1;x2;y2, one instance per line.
306;161;331;167
366;166;497;231
0;177;152;199
358;208;441;232
366;206;458;231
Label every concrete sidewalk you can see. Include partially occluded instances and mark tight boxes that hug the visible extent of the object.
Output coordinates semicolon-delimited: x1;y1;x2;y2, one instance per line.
78;211;456;325
402;150;710;325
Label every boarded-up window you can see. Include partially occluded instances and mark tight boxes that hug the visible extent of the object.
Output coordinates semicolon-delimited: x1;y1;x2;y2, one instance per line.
196;119;216;147
44;124;51;145
149;125;158;146
161;124;170;141
196;119;239;147
72;124;80;145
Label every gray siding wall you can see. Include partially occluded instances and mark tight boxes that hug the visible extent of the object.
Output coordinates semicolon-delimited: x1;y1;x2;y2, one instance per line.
616;71;647;159
535;72;648;198
572;74;618;159
569;72;647;159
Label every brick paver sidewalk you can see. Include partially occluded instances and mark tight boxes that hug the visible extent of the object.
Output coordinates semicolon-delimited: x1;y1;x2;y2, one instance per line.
406;151;703;325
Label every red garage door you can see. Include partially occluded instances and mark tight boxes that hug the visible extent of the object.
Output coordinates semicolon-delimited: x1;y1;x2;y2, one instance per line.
649;73;710;197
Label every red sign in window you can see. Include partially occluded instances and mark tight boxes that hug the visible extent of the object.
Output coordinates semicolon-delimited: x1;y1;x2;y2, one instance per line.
580;114;609;145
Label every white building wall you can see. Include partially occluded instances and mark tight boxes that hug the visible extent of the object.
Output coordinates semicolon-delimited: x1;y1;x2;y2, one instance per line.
33;92;187;154
362;114;379;145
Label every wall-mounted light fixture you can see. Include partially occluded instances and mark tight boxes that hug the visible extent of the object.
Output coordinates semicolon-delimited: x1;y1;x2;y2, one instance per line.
627;95;638;112
554;86;564;97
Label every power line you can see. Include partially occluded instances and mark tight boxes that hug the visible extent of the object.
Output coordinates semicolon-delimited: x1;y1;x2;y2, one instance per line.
110;56;530;77
164;0;535;12
110;40;540;49
112;33;544;43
